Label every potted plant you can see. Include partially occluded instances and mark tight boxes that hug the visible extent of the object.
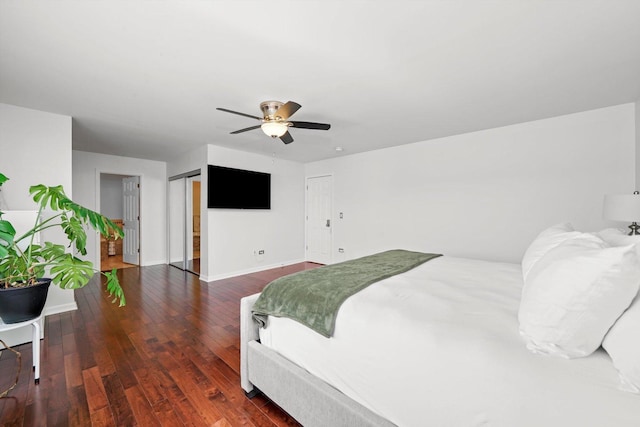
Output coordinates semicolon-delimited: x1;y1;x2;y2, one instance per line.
0;172;125;324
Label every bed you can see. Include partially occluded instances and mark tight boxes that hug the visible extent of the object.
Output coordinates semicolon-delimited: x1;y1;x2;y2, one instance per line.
240;231;640;426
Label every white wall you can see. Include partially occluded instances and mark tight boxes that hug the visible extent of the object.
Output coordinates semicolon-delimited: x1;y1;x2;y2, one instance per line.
168;144;305;281
636;100;640;190
0;103;76;345
306;103;636;264
100;173;125;219
72;151;167;267
206;145;306;280
0;104;72;205
167;144;207;178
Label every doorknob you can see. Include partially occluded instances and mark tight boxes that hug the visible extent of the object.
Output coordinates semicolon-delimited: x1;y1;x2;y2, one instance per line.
326;219;331;227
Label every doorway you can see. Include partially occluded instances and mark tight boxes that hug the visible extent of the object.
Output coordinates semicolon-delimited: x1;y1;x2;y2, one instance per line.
99;173;140;271
169;171;201;275
306;175;333;264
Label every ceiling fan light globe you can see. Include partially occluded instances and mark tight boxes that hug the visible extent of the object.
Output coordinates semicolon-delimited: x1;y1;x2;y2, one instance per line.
261;122;288;138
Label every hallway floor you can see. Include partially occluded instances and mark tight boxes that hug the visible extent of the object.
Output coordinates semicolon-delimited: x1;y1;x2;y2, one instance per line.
100;254;137;272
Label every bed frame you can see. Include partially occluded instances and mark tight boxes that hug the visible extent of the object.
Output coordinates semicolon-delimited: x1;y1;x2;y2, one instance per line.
240;293;395;427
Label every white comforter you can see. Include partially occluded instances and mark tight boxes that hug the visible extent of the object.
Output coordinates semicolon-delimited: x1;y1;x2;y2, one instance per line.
259;256;640;426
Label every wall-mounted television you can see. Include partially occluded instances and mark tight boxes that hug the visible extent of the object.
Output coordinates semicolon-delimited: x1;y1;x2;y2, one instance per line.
207;165;271;209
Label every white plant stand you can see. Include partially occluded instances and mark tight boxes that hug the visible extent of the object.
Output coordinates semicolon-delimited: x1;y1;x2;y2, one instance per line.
0;314;43;384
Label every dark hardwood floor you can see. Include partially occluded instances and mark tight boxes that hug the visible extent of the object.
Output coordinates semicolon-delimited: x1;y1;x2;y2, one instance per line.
0;262;321;426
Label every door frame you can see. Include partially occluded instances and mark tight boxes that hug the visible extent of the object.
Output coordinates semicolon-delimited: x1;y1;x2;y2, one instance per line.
95;170;143;270
305;174;334;265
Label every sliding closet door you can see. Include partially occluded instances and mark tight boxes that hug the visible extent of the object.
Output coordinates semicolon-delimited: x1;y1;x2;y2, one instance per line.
168;171;201;275
169;178;186;270
186;175;201;274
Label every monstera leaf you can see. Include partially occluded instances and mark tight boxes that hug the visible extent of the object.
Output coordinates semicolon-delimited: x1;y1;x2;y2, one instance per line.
29;184;124;240
0;219;15;259
0;173;126;306
0;173;14;258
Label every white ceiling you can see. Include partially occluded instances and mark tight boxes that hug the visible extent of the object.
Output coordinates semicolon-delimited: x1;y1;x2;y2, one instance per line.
1;1;640;164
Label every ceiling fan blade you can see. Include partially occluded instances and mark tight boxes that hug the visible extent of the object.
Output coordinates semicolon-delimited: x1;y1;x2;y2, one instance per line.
280;131;294;144
275;101;301;120
216;107;261;120
230;125;262;134
289;121;331;131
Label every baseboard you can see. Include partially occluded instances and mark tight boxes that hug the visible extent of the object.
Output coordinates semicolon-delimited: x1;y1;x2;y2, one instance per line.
203;258;307;283
141;259;167;267
43;301;78;316
134;259;307;283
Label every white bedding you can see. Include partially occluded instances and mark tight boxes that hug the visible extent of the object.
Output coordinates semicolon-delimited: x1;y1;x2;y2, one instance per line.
258;256;640;427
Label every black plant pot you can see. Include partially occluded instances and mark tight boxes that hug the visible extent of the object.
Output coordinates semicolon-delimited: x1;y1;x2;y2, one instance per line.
0;278;51;324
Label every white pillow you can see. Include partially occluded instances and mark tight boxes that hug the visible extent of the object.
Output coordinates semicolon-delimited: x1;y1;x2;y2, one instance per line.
603;293;640;393
597;227;640;250
597;228;640;392
596;227;640;267
518;233;640;358
521;223;580;280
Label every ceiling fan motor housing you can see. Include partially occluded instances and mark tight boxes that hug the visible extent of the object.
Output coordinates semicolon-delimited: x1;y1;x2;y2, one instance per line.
260;101;285;121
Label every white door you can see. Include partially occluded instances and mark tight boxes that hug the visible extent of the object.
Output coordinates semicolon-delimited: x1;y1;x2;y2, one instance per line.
306;175;332;264
122;176;140;265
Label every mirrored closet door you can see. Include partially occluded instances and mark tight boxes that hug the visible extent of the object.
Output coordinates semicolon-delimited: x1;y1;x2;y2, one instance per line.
168;171;201;275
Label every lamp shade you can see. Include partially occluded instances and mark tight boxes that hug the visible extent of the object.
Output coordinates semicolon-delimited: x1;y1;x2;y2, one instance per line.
603;193;640;221
261;122;288;138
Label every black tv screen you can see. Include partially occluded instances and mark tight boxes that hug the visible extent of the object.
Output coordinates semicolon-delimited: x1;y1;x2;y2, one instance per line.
207;165;271;209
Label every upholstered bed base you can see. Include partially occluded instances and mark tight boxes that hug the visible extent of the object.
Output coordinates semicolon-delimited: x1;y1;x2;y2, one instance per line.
240;293;394;427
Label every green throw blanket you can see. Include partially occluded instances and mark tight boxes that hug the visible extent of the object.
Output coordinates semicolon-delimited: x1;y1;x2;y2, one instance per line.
252;249;442;338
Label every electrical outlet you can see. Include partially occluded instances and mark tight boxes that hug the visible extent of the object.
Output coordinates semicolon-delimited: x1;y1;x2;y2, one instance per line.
258;250;265;255
338;248;344;253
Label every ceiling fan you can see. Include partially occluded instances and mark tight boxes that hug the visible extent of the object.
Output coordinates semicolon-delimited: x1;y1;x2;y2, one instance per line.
216;101;331;145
